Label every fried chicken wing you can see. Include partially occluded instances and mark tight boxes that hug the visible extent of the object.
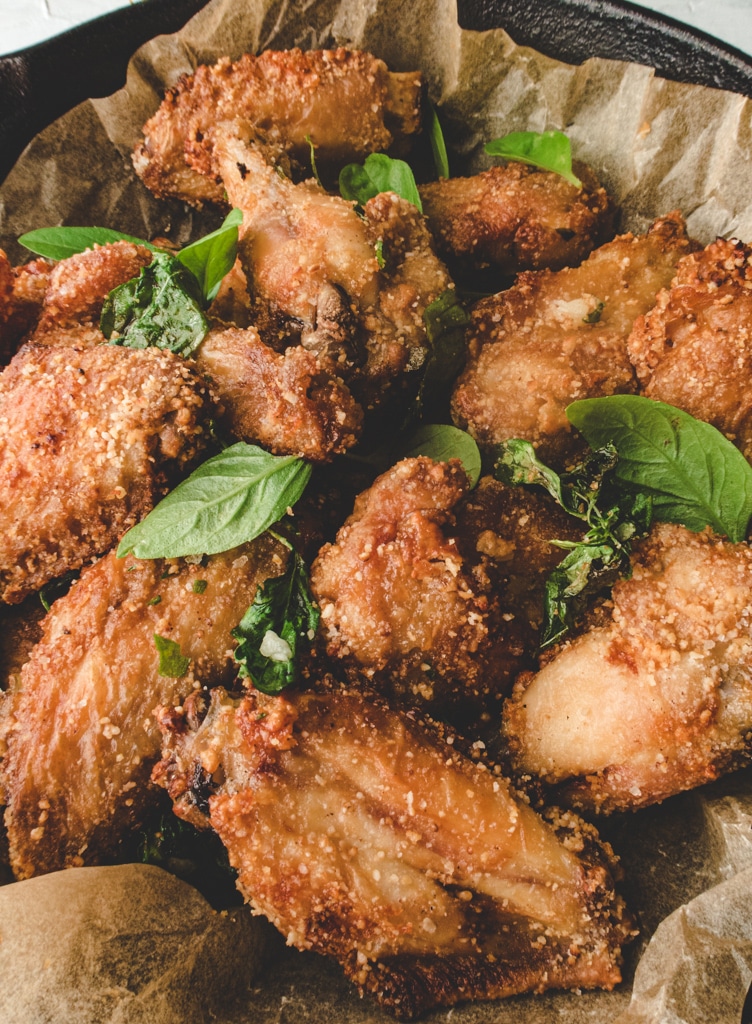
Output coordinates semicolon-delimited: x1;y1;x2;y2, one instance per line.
627;238;752;459
502;524;752;814
197;325;362;460
0;343;212;603
0;250;51;364
211;124;452;408
0;536;286;879
311;458;529;724
155;682;633;1019
133;48;423;207
420;162;615;277
451;212;697;462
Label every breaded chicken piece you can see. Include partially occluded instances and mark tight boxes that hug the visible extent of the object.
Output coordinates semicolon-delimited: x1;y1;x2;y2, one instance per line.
310;458;524;724
420;162;615;277
212;124;452;409
452;212;697;463
154;682;633;1019
0;344;213;604
502;524;752;814
0;536;286;879
0;250;51;363
30;241;153;347
197;325;362;460
627;238;752;460
133;48;423;207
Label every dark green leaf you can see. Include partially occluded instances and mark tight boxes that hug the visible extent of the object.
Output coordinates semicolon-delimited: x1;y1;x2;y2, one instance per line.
18;226;159;261
428;103;450;179
117;443;312;560
154;634;190;678
177;208;242;305
400;424;481;486
567;395;752;542
339;153;422;212
232;551;320;694
101;251;209;357
414;289;469;419
485;130;581;188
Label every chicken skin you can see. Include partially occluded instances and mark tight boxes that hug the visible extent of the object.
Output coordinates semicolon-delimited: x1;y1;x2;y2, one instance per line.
451;212;697;463
502;524;752;814
211;123;453;409
420;162;615;278
154;682;634;1019
197;326;362;461
0;343;212;603
311;458;530;724
133;48;423;207
627;237;752;460
0;536;286;879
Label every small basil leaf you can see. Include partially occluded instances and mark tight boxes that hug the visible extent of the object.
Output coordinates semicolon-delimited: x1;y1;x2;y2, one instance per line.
18;226;159;261
428;103;450;179
401;424;481;487
567;395;752;542
154;634;190;678
485;130;582;188
177;208;242;305
339;153;422;212
232;551;320;695
101;251;209;357
117;443;312;560
414;289;468;419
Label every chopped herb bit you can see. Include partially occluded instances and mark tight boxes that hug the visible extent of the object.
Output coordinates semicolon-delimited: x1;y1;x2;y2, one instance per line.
39;570;78;612
154;634;191;678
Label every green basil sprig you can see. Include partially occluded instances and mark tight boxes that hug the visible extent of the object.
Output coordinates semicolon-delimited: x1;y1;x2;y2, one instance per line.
101;251;209;357
485;130;582;188
401;423;481;487
153;634;191;678
339;153;423;212
117;443;312;560
567;395;752;543
232;547;320;695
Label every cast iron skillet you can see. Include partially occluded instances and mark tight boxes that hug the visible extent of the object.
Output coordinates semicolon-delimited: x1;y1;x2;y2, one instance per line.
2;0;752;186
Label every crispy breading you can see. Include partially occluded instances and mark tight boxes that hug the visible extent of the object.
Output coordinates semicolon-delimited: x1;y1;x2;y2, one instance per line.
502;523;752;814
627;237;752;459
420;162;615;276
211;124;452;409
0;344;213;603
197;325;362;460
310;459;525;723
133;48;423;207
0;537;286;879
154;682;633;1019
451;212;697;463
0;250;51;364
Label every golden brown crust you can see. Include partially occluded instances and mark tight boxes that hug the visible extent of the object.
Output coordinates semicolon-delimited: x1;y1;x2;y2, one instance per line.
0;537;286;879
133;48;423;207
420;162;615;277
0;343;213;604
197;325;363;460
155;682;633;1019
627;237;752;459
451;212;698;463
502;523;752;813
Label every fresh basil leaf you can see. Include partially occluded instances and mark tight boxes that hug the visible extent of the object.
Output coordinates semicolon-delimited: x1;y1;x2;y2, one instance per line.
567;395;752;542
232;550;320;694
400;424;481;487
101;251;209;357
339;153;423;212
118;443;312;560
18;226;159;261
485;130;582;188
176;208;242;305
428;103;450;179
154;634;191;678
413;289;468;419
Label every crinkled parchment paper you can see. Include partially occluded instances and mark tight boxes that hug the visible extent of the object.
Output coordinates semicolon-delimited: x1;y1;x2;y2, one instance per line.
2;0;752;1021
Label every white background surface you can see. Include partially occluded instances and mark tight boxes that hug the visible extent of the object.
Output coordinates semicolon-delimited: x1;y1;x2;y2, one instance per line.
1;0;752;57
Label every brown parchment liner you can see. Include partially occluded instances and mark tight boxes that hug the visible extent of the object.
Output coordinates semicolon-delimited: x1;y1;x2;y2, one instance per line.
2;0;752;1021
